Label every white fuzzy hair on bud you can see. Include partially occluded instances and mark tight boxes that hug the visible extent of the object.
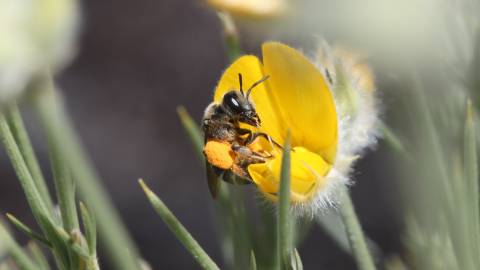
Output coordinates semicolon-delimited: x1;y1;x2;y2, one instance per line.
297;40;381;215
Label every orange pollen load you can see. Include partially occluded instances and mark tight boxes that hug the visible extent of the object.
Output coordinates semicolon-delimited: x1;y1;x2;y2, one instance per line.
203;140;235;169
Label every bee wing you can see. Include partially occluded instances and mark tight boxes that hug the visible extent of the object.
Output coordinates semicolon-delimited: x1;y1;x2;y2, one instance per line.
223;171;252;185
206;161;222;198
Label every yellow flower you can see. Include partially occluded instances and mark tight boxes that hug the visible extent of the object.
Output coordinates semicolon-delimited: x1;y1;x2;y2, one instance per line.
206;0;287;18
213;42;339;206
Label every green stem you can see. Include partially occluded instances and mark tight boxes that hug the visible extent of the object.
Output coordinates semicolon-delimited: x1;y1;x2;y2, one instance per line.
277;135;292;269
1;105;71;269
0;115;57;231
464;100;479;267
5;104;54;213
28;242;51;270
49;137;79;232
316;212;381;259
226;187;253;270
49;141;80;270
413;77;453;208
6;214;51;248
0;115;52;223
316;212;350;253
79;202;97;257
80;203;100;270
1;106;76;270
217;12;242;62
250;250;257;270
338;186;376;270
379;124;411;162
290;249;303;270
139;179;220;270
177;106;204;161
31;73;142;270
0;223;38;270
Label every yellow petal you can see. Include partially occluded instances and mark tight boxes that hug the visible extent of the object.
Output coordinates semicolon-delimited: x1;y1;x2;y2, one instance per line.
262;42;338;164
248;147;332;203
247;135;275;154
213;55;284;143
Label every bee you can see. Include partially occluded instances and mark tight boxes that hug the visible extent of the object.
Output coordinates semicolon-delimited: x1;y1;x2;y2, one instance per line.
202;74;280;198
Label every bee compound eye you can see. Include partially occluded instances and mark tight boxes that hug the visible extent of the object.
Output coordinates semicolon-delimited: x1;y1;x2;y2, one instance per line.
230;97;240;107
223;92;242;112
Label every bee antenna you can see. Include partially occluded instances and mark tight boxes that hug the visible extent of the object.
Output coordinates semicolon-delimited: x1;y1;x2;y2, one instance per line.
246;75;270;99
238;73;244;95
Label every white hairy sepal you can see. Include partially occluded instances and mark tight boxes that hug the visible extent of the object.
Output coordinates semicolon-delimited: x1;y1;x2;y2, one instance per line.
257;42;381;216
292;43;381;216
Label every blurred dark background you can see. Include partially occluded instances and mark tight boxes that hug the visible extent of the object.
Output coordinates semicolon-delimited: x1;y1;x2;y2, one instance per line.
0;0;402;269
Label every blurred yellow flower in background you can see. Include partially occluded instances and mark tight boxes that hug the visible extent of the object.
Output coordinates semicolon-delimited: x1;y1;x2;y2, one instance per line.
206;0;287;18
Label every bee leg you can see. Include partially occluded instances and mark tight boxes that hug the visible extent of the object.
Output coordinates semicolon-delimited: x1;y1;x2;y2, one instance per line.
260;152;275;158
231;143;265;163
231;141;243;150
236;128;283;149
247;132;284;150
237;128;253;137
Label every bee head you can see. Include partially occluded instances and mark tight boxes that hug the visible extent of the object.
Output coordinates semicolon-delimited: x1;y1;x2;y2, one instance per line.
221;91;260;127
221;73;270;127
